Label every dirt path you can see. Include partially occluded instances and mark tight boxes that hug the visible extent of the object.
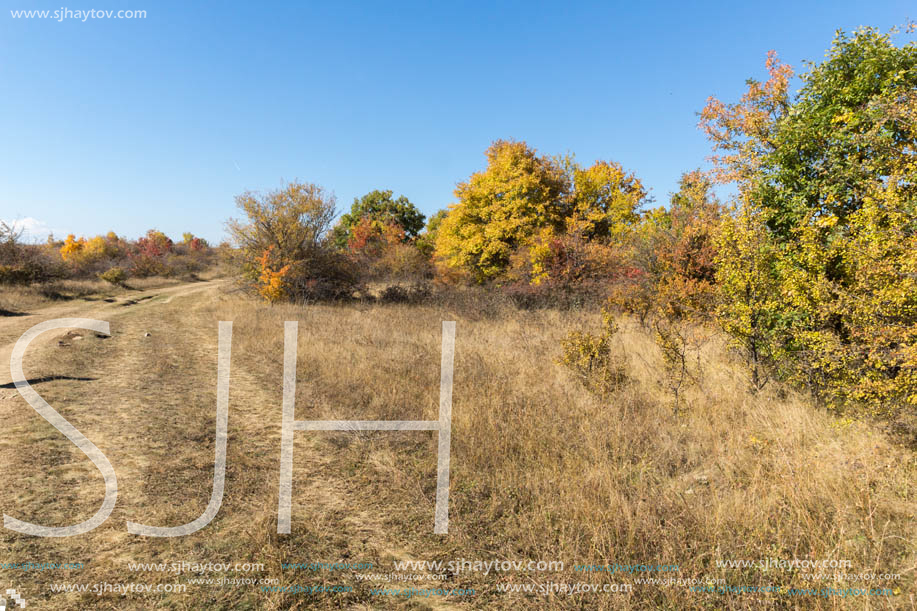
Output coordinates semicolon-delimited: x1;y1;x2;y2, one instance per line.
0;279;282;609
0;279;225;383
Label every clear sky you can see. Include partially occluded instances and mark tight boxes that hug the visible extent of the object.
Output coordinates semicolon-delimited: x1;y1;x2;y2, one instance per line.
1;0;913;243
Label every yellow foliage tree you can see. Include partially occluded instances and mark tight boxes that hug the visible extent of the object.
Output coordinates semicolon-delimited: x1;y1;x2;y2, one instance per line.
435;141;646;283
59;234;87;262
61;233;122;267
566;159;645;240
435;140;568;282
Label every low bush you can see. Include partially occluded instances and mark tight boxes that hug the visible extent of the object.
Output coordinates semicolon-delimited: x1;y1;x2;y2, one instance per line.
0;262;49;285
98;266;128;286
557;309;627;395
377;283;432;304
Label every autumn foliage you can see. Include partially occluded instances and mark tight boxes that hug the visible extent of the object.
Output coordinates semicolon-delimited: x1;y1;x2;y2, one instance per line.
433;140;647;287
213;25;917;431
227;180;359;302
256;245;291;303
703;26;917;420
0;225;214;291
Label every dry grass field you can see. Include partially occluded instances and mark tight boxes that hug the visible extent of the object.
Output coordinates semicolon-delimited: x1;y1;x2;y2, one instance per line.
0;281;915;609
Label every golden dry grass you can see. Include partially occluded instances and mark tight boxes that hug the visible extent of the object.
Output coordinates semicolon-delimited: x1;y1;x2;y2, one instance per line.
0;284;914;609
217;293;917;609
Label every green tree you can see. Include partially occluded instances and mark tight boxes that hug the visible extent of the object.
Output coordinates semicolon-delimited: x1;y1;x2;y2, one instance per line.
333;189;425;247
705;26;917;410
759;27;917;238
415;209;448;258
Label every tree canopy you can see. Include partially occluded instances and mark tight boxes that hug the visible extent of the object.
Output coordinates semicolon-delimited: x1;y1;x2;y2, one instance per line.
706;26;917;410
333;189;425;247
434;140;646;282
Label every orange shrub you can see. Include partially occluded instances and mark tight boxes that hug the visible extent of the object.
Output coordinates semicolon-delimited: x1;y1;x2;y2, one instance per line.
257;246;291;303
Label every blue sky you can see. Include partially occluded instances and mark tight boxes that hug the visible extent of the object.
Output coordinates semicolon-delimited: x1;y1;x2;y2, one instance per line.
1;0;913;243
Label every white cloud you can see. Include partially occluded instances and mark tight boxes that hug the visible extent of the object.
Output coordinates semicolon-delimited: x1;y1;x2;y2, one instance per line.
1;217;66;243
